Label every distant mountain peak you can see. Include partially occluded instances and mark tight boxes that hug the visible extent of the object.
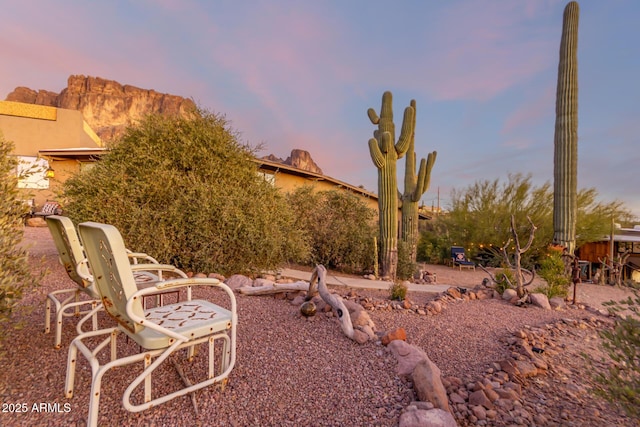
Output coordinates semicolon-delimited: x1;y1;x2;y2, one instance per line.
5;74;196;141
262;149;323;174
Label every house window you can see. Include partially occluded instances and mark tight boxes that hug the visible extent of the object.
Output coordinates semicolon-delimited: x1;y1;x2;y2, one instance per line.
79;162;95;172
16;156;49;189
257;170;275;186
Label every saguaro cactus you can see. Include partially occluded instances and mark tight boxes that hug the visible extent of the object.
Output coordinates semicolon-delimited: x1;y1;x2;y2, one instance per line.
368;91;414;279
401;99;437;263
553;1;579;254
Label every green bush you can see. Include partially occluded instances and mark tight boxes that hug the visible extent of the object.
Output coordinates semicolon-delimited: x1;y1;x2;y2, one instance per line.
0;134;41;326
587;291;640;418
535;250;570;298
286;186;376;273
495;268;514;295
389;281;408;301
62;111;309;275
397;240;417;281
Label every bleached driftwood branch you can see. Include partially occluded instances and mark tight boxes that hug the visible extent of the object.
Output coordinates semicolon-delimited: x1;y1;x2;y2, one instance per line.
237;281;310;295
308;265;355;340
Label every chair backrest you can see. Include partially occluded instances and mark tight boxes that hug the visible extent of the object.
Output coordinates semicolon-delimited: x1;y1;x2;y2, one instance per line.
451;246;467;261
78;222;145;334
46;215;91;288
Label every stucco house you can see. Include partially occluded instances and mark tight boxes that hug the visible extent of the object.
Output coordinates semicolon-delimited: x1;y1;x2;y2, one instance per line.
2;100;429;222
0;100;102;208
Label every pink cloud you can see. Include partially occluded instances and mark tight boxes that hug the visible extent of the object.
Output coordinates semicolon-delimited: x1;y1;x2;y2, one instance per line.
500;86;555;140
390;1;561;101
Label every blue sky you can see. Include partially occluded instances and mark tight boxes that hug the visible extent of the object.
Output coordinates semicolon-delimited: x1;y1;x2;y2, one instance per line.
2;0;639;218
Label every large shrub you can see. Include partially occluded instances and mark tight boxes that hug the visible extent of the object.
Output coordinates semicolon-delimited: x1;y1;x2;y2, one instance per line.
286;186;377;273
587;291;640;418
0;134;40;325
535;249;570;298
62;111;309;275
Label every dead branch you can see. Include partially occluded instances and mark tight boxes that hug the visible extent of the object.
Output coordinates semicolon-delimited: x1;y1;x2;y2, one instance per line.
172;360;198;416
309;265;355;340
237;281;310;295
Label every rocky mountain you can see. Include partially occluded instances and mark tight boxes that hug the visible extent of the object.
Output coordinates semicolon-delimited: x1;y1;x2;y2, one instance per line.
6;75;324;174
262;149;323;174
5;75;196;141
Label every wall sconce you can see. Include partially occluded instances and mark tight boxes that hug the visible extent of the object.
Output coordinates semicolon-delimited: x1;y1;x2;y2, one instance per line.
45;167;55;179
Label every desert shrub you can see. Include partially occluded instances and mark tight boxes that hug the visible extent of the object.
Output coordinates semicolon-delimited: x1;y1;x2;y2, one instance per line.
586;291;640;418
494;267;515;295
62;111;309;275
389;281;408;301
535;250;570;298
286;186;376;273
417;221;449;264
0;134;41;326
397;240;417;281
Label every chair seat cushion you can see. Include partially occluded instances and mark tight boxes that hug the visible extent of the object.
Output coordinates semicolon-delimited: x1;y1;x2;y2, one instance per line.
124;300;232;350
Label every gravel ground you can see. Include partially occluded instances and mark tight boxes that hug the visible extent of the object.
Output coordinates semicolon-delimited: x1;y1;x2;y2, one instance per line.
0;227;637;426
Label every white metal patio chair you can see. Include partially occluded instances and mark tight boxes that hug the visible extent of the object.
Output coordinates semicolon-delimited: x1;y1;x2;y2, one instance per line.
66;221;236;427
45;215;189;349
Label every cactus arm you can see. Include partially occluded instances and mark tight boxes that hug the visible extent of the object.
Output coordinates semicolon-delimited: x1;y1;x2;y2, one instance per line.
395;106;414;158
367;108;380;125
368;137;385;169
414;151;437;201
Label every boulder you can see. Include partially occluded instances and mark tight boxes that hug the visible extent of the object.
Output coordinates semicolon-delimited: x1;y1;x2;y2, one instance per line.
529;293;551;310
502;289;517;301
412;358;450;411
549;296;567;310
224;274;253;290
399;408;457;427
253;278;275;288
25;217;47;227
387;340;428;376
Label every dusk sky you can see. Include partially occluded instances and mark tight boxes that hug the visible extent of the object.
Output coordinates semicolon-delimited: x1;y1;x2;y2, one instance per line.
2;1;639;218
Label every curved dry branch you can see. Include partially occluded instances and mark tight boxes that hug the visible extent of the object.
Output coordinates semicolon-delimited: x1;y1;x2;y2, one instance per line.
309;265;355;340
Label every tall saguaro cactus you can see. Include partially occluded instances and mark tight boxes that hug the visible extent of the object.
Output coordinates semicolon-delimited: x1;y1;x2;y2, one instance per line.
368;91;414;279
401;99;437;262
553;1;579;254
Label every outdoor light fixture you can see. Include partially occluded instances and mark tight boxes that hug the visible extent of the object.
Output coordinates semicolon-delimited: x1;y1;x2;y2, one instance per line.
45;167;55;179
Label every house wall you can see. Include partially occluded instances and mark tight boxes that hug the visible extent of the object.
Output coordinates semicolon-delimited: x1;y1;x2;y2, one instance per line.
0;101;102;207
267;170;379;212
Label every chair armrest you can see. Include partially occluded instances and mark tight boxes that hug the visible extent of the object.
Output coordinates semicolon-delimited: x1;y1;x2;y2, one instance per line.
130;264;188;279
126;250;160;264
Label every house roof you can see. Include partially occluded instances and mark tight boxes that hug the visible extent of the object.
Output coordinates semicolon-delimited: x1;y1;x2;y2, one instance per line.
255;157;377;198
37;147;433;220
38;147;107;161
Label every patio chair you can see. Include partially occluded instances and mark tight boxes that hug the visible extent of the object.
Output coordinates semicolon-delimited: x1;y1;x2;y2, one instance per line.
66;221;236;427
451;246;475;271
45;215;189;349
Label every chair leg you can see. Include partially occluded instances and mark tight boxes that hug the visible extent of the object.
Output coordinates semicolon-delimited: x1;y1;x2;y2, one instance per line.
45;298;52;334
55;299;100;349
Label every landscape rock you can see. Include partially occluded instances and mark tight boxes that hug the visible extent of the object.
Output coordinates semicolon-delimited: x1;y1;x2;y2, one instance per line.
412;358;450;411
502;289;517;301
381;328;407;345
25;217;47;227
224;274;253;290
253;278;275;288
549;296;567;310
529;293;551;310
399;408;457;427
387;340;429;376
